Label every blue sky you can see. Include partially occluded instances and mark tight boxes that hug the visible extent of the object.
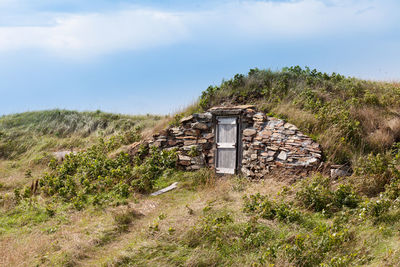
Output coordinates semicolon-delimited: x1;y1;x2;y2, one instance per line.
0;0;399;115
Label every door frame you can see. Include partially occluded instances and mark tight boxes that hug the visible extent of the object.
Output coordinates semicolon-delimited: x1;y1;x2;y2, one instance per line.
211;109;243;175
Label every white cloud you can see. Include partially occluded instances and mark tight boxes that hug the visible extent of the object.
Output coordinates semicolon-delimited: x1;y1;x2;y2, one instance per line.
0;9;189;57
0;0;397;58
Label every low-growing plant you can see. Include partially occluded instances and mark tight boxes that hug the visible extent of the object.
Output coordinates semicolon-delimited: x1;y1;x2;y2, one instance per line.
284;222;353;267
131;147;177;193
296;175;334;212
243;193;302;223
169;113;184;127
113;208;141;232
354;150;400;196
39;138;177;209
296;175;360;213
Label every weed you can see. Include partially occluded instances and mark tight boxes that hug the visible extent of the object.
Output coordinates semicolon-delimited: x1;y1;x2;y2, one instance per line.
296;175;360;213
113;208;141;232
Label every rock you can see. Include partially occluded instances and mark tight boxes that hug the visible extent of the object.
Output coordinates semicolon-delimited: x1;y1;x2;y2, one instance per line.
330;168;351;179
182;145;200;151
153;141;163;147
190;165;202;170
179;160;191;166
197;138;208;144
253;112;266;121
243;128;257;136
277;151;288;161
243;136;253;142
203;133;214;139
241;167;253;176
176;136;196;140
53;150;75;162
284;130;296;135
184;129;199;136
178;155;191;161
192;122;208;130
201;142;213;150
196;112;212;120
255;135;263;141
170;127;183;135
261;130;272;136
184;140;197;146
180;115;193;123
306;157;318;165
167;140;177;146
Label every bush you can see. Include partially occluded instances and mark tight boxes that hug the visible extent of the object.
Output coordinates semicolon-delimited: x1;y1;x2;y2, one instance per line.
243;193;302;223
131;147;177;193
284;223;353;267
296;175;360;213
333;184;360;209
39;138;177;208
354;150;400;196
296;175;333;212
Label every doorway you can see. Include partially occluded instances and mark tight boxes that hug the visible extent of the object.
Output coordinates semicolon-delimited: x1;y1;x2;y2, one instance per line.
215;117;239;174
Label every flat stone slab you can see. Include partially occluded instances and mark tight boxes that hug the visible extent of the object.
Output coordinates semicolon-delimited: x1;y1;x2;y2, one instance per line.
150;182;178;196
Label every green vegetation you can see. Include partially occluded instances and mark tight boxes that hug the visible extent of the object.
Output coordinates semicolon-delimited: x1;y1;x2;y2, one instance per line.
195;66;400;196
199;66;400;164
109;175;400;266
2;68;400;266
0;109;160;160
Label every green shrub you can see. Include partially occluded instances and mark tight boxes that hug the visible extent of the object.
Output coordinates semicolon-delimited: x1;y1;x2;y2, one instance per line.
243;193;301;223
296;175;334;212
169;113;184;127
296;175;360;213
131;147;177;193
333;184;360;209
284;223;353;267
39;138;177;208
354;151;400;196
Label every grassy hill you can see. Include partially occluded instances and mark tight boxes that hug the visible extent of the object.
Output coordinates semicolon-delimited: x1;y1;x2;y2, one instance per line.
1;68;400;266
0;109;163;192
0;109;162;159
198;66;400;163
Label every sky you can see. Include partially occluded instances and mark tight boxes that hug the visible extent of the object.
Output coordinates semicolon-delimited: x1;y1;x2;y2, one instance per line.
0;0;399;116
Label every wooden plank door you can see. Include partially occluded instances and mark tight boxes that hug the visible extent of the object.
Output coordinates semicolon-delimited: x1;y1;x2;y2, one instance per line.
216;117;238;174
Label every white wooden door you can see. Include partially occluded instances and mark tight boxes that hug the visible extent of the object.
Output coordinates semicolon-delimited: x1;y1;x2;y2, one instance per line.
216;117;238;174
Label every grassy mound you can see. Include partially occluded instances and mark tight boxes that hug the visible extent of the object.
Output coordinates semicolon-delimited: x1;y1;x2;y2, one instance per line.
199;66;400;164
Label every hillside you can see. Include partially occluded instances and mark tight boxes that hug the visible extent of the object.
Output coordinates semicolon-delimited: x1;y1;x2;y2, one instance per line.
198;66;400;163
1;68;400;266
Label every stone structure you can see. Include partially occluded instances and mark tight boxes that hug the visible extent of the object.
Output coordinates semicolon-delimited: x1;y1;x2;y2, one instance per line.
139;105;322;179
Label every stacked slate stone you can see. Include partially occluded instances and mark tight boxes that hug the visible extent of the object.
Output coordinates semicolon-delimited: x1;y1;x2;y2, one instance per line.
150;112;215;171
146;105;322;179
241;110;322;178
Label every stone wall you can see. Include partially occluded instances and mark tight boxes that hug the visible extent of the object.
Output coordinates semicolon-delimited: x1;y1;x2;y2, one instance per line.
149;111;215;171
241;111;322;178
137;105;322;178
